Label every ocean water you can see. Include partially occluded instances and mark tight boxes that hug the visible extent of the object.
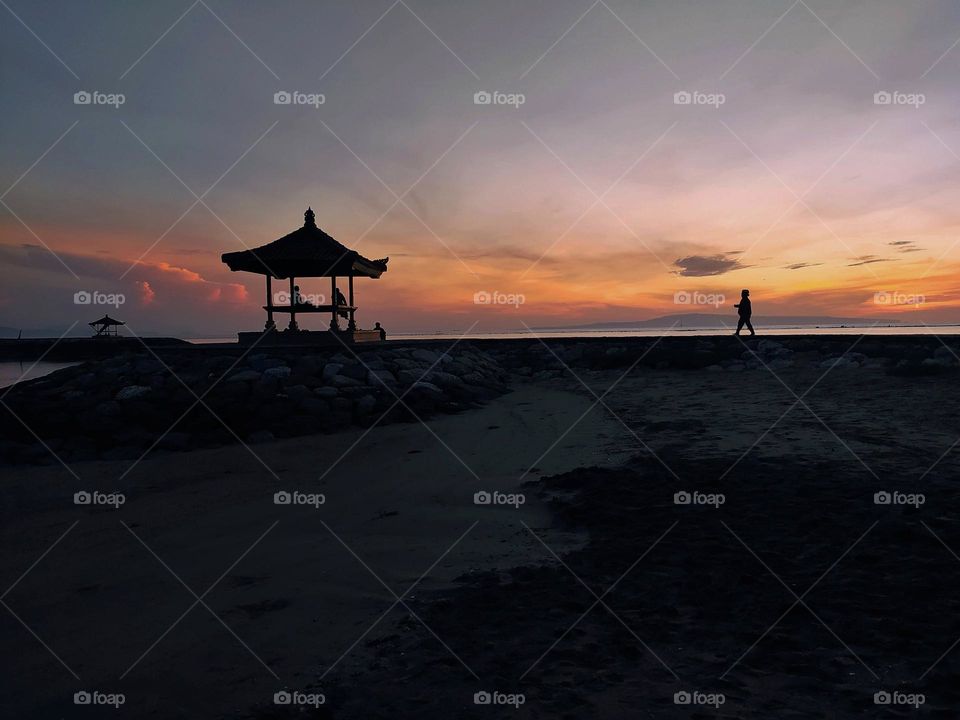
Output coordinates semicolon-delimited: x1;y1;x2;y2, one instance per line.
384;325;960;341
0;361;78;389
186;325;960;344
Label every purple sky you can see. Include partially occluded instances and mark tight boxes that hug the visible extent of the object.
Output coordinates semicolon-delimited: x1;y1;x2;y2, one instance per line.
3;0;960;336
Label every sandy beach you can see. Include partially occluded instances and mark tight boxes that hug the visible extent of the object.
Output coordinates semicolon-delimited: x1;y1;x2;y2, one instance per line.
0;381;629;718
3;342;960;717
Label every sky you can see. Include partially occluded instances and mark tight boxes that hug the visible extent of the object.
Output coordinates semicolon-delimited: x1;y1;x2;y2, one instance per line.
3;0;960;336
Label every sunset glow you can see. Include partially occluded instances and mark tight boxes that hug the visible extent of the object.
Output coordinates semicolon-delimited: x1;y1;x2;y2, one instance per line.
3;1;960;334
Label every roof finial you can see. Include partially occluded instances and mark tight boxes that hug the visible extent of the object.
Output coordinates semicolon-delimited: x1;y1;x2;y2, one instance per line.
304;206;316;227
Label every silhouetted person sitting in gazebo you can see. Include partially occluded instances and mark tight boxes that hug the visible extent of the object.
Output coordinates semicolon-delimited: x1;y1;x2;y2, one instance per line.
293;285;315;307
734;289;755;336
334;287;348;319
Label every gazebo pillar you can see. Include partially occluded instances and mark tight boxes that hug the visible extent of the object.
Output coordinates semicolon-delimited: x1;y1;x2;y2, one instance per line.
330;275;339;331
288;277;299;331
265;275;275;330
348;274;356;330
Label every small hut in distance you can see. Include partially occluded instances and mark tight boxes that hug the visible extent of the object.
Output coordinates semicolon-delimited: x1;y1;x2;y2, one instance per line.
221;207;388;346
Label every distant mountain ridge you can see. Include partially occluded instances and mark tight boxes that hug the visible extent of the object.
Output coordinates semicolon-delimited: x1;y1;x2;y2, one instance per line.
532;313;901;331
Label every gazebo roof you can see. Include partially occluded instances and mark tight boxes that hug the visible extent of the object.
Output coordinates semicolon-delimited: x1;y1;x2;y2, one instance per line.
221;208;389;279
88;315;124;327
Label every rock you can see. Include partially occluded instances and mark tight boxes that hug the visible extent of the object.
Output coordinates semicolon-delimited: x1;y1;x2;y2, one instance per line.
820;357;856;369
313;386;338;399
356;395;377;415
134;358;163;374
339;363;368;381
293;356;321;374
331;397;353;412
249;356;285;371
95;401;121;416
396;369;424;385
412;349;440;363
284;384;311;400
411;381;442;394
158;432;191;451
116;385;151;401
429;371;463;388
757;339;789;355
332;374;363;388
299;398;329;415
322;363;343;380
262;366;291;380
367;369;397;386
706;365;723;372
247;430;275;443
228;370;260;382
934;346;957;362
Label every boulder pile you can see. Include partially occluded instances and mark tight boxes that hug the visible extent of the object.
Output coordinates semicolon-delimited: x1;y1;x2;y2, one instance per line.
0;345;507;464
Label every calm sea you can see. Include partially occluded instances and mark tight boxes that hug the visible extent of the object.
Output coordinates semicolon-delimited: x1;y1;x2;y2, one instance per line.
189;325;960;343
0;361;78;389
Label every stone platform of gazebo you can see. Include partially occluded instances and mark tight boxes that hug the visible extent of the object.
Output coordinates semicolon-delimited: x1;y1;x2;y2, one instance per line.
235;327;382;346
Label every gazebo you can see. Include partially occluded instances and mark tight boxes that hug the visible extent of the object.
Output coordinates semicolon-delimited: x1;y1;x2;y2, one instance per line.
89;315;124;337
221;207;388;345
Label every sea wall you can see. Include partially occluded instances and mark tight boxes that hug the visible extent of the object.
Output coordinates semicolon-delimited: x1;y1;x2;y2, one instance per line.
0;344;508;464
1;335;956;464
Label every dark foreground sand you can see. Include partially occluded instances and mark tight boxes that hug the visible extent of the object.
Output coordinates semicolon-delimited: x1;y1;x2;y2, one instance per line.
3;361;960;718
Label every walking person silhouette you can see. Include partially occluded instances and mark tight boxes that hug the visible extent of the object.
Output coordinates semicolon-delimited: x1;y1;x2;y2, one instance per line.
734;289;755;336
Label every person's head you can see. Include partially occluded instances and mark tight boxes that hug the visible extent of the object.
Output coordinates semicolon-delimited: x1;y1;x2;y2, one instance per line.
374;322;381;328
294;284;300;291
741;289;750;298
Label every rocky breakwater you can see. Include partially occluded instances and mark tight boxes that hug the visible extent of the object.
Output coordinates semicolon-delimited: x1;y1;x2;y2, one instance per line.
483;335;960;376
0;345;507;465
